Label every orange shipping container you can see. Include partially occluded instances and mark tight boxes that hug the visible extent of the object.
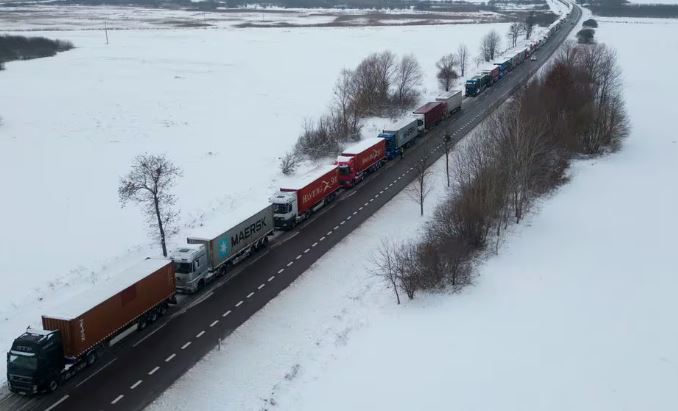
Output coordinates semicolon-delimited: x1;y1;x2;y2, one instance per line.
42;259;176;359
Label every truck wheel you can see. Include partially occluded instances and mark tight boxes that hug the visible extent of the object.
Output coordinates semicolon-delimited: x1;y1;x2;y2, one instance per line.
150;311;158;323
87;352;97;366
159;304;168;316
262;237;269;247
48;379;58;393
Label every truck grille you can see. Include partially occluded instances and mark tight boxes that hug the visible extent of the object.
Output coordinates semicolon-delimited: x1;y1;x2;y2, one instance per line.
9;374;32;383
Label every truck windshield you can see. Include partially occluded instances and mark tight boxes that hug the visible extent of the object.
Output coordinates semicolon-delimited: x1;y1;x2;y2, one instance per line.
174;262;193;274
272;203;290;214
8;354;37;371
338;166;351;176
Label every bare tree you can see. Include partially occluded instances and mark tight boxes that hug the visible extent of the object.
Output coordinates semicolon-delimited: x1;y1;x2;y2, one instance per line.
457;44;469;77
507;23;523;48
333;68;361;139
372;239;402;304
119;154;182;257
279;151;299;175
394;54;423;108
435;53;459;91
523;12;536;39
353;51;397;116
480;30;501;62
407;157;433;216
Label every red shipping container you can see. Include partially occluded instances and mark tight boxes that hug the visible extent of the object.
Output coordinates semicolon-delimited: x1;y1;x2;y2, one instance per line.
414;101;447;129
281;165;340;215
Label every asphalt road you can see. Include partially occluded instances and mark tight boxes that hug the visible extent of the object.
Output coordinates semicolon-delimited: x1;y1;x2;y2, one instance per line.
0;5;581;411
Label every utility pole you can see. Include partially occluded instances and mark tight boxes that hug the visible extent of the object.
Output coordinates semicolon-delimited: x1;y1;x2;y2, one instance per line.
104;21;109;45
443;132;452;187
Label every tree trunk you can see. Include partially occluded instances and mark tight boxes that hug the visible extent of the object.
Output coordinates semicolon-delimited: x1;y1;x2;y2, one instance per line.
154;194;167;257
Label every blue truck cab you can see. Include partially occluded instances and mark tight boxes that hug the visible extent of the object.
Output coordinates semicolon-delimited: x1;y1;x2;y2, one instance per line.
465;76;482;97
378;118;421;160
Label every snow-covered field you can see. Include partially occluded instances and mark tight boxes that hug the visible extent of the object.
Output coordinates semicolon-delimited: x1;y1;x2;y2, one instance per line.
148;12;678;411
0;13;534;382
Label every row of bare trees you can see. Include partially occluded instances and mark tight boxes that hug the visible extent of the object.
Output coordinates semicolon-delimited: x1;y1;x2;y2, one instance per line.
286;51;423;169
375;41;629;303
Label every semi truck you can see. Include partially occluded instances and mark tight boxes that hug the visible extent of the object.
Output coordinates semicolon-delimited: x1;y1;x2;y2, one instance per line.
413;101;446;130
436;89;463;116
6;258;176;395
378;118;421;160
481;67;500;85
171;205;275;293
271;165;340;229
493;58;512;77
465;76;484;97
336;138;386;188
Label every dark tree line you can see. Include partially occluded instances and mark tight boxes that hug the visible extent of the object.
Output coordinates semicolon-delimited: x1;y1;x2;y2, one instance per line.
289;51;422;165
0;35;74;67
375;41;629;303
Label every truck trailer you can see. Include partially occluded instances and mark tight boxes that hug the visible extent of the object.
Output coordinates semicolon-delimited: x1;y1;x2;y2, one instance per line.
271;165;340;229
171;205;275;293
7;258;176;395
413;101;446;130
481;66;500;85
378;118;421;160
435;89;463;116
336;138;386;188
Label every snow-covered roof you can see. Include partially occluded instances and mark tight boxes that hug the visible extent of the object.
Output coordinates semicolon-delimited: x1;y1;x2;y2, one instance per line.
381;117;418;133
336;156;353;163
280;164;338;191
342;138;384;156
436;89;462;100
45;258;171;320
186;204;271;241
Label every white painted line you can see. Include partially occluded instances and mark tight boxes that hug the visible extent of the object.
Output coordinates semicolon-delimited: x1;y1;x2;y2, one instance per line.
133;321;167;348
352;211;357;215
210;320;219;327
247;292;255;299
304;248;310;253
44;395;69;411
334;225;339;230
287;261;294;267
130;380;142;390
181;342;191;350
296;254;302;260
258;283;266;290
326;231;332;236
359;207;363;211
320;236;326;241
111;394;124;405
374;194;379;198
312;242;318;247
235;300;244;307
223;310;232;317
369;198;374;202
346;215;352;220
364;202;369;206
75;358;116;388
196;330;205;338
278;268;284;274
148;366;160;376
379;190;384;194
268;276;275;282
340;220;345;225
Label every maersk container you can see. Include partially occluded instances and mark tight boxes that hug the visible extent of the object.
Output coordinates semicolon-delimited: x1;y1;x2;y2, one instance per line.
41;259;176;360
436;89;463;115
187;205;274;271
378;118;420;159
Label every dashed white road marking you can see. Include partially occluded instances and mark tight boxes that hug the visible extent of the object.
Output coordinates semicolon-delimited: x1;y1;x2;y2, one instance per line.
296;254;302;260
44;395;69;411
247;292;255;299
304;248;310;253
277;268;284;274
181;342;191;350
196;330;205;338
148;366;160;375
358;206;363;211
130;380;142;390
165;353;176;362
111;395;124;405
286;261;294;267
364;202;369;206
326;231;333;236
258;283;266;290
379;190;384;194
222;310;232;317
352;211;357;215
369;198;374;202
346;215;352;220
312;241;318;247
210;319;220;327
235;300;244;307
268;275;275;282
340;220;345;225
334;225;339;230
320;236;326;241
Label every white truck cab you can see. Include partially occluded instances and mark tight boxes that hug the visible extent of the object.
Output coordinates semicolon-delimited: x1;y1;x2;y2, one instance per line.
271;191;299;229
170;244;209;293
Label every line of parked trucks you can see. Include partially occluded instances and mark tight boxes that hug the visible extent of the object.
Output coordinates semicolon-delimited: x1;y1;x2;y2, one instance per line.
5;8;574;396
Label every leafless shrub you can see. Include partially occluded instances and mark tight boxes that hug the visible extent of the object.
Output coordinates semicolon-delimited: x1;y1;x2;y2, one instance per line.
279;151;299;175
436;53;459;92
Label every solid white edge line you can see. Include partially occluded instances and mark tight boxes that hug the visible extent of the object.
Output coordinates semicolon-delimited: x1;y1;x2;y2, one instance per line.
44;395;69;411
111;394;124;405
130;380;142;390
148;366;160;375
210;320;219;327
181;342;191;350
